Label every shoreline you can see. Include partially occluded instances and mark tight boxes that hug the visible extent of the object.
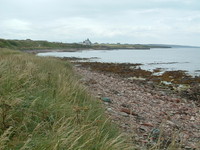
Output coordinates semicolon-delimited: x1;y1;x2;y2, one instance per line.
72;61;200;149
32;48;200;78
66;60;200;86
23;47;153;54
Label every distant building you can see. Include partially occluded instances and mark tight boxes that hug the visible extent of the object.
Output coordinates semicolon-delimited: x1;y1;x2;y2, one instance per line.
82;38;92;45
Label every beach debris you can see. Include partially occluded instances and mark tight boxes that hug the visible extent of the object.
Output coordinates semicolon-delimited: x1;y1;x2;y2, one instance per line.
150;128;160;141
101;97;112;103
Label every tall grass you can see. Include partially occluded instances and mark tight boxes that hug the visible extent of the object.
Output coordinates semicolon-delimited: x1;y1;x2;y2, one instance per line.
0;49;131;149
0;39;91;50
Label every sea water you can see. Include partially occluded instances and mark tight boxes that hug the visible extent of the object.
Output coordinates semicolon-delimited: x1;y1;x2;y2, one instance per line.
38;48;200;76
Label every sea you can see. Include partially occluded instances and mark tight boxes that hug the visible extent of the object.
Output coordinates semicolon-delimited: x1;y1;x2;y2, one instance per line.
38;48;200;76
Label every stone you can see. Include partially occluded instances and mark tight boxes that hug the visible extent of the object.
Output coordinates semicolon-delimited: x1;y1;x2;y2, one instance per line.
166;120;179;129
120;108;138;116
140;123;154;127
96;96;101;99
107;108;113;112
101;97;112;103
190;116;195;121
150;128;160;141
119;112;129;117
161;81;172;85
139;126;148;132
74;62;200;148
121;103;131;108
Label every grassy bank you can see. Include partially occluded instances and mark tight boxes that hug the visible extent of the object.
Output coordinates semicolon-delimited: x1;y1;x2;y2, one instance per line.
0;39;170;51
0;49;131;149
0;39;91;50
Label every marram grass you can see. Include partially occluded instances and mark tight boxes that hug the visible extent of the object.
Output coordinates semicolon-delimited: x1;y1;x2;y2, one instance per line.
0;49;132;150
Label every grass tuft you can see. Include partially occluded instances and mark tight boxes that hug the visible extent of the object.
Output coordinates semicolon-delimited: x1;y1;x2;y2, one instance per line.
0;48;131;149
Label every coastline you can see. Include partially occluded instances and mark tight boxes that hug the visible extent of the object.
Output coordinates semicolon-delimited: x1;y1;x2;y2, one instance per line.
22;47;200;149
23;47;153;54
72;61;200;149
32;50;200;148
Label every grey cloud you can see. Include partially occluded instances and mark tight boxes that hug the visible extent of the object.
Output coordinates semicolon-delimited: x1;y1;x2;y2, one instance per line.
0;0;200;46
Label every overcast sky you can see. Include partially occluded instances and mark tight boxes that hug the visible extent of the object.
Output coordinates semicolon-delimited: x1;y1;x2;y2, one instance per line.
0;0;200;46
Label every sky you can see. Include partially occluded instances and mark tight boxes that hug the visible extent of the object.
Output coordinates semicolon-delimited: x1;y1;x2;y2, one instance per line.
0;0;200;46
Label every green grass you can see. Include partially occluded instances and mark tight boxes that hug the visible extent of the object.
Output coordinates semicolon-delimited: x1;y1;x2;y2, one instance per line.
0;38;171;51
0;48;132;149
0;39;91;50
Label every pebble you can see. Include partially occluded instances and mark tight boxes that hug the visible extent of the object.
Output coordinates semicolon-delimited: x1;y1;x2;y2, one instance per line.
107;108;113;112
104;102;109;105
190;116;195;121
184;146;193;150
98;92;102;95
141;123;154;127
119;112;129;117
139;126;148;132
121;103;131;108
96;96;101;99
74;65;200;149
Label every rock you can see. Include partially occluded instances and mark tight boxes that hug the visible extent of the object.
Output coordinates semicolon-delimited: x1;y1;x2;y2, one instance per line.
177;84;190;91
150;128;160;141
166;120;175;126
190;116;195;121
117;93;122;96
96;96;101;99
139;126;148;132
184;146;193;150
104;102;109;105
74;64;81;67
161;81;172;85
101;97;112;103
120;108;138;116
140;123;154;127
175;98;181;103
119;112;129;117
121;103;131;108
147;81;154;84
128;77;146;81
166;120;179;129
75;62;200;149
192;124;200;130
107;108;113;112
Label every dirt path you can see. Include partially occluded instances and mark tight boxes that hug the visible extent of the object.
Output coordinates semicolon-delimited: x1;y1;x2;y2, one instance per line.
74;65;200;149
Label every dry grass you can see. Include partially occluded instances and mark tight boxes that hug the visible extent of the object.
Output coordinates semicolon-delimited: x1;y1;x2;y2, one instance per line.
0;49;132;150
0;48;187;150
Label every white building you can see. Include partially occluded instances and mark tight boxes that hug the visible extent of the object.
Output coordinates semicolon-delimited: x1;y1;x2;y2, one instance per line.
82;38;92;45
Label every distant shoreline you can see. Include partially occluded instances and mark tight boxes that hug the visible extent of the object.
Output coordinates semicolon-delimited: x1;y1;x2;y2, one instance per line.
24;47;154;54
